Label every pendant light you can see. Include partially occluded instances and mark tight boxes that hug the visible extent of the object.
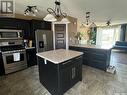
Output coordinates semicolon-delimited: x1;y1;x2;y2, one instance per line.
43;0;70;23
82;12;96;28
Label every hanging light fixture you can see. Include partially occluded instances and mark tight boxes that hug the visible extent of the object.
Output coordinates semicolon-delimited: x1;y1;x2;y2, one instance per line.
86;12;90;25
106;19;111;26
82;12;96;28
24;6;38;16
43;0;70;23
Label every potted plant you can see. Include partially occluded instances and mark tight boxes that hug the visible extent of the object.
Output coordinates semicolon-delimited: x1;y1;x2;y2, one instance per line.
74;32;85;44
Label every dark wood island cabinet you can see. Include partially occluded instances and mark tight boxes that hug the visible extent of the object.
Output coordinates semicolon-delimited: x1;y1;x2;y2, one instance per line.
36;49;83;95
69;45;112;71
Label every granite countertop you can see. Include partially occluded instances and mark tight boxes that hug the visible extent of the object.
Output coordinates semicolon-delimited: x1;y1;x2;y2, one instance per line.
70;44;113;50
36;49;83;64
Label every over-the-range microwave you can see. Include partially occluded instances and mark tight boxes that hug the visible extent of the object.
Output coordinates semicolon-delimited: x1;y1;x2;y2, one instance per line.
0;29;22;39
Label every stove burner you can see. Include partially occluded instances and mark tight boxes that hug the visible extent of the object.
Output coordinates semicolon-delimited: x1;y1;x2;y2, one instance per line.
0;45;25;52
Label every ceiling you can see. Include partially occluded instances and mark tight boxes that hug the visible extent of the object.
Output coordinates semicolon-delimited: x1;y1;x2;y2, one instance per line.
15;0;127;26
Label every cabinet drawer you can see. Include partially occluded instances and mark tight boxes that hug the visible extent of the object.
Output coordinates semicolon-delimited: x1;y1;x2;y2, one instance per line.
89;53;107;61
90;49;107;54
69;46;88;52
88;60;106;70
73;56;83;65
59;56;82;69
59;59;73;69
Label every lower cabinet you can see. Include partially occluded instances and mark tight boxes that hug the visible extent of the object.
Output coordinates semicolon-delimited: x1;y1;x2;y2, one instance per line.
26;48;37;67
38;55;82;95
0;53;5;76
60;66;71;93
59;56;82;94
69;46;111;71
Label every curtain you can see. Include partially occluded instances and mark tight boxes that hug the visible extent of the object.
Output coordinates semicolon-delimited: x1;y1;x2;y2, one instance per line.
120;24;126;41
96;25;121;46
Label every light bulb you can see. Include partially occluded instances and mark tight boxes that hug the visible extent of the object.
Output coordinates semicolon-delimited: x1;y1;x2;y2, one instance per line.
33;14;36;16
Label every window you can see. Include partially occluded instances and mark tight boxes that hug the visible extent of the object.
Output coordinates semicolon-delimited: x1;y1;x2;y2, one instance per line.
96;26;120;47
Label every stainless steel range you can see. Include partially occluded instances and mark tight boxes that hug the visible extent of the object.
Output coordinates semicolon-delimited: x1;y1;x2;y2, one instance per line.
0;29;27;74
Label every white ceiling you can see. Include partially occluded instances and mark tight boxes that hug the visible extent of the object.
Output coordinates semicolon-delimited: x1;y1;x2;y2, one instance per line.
15;0;127;26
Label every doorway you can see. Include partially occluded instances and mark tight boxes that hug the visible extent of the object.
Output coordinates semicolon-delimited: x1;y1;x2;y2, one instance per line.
54;24;66;49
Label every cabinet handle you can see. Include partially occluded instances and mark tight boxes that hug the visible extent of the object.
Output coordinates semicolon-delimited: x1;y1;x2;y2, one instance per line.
84;51;88;53
75;56;81;60
44;59;47;64
72;67;76;79
72;68;73;79
62;60;72;65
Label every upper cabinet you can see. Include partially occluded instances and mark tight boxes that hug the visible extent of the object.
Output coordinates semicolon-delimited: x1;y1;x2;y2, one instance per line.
29;20;51;41
0;18;51;40
0;18;30;39
0;18;18;29
30;20;51;31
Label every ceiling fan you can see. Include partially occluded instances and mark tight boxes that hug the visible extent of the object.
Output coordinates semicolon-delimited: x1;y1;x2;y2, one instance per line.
106;19;111;26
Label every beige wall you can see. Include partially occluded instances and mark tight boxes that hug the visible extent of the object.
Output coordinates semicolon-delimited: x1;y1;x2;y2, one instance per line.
77;22;90;40
68;18;91;45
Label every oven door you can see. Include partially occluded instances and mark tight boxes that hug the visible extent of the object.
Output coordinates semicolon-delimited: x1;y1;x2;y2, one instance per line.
2;50;27;74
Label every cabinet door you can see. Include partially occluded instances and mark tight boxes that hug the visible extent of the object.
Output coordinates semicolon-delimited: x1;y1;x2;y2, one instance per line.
0;18;17;29
26;48;37;67
71;65;77;86
16;20;30;39
60;59;74;93
71;56;82;86
44;21;51;30
60;56;82;93
22;21;30;39
0;53;5;76
60;67;71;93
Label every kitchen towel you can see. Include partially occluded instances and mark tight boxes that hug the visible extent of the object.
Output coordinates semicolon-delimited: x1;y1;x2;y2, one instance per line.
13;53;20;62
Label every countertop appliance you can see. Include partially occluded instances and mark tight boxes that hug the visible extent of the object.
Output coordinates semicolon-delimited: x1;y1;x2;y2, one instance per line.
0;29;27;74
35;29;53;53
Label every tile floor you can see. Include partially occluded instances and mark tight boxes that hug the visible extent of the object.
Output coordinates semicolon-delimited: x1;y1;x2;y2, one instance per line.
0;50;127;95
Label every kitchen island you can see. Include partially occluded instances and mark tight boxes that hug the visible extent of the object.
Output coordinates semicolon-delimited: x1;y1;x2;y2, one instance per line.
69;44;112;71
36;49;83;95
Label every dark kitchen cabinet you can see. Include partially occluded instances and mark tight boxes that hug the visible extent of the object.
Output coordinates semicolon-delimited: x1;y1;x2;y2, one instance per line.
0;18;31;39
38;55;82;95
30;20;51;30
71;56;82;85
60;66;71;93
26;48;37;67
69;46;111;71
0;18;17;29
60;56;82;94
0;18;51;44
16;19;31;39
0;52;5;76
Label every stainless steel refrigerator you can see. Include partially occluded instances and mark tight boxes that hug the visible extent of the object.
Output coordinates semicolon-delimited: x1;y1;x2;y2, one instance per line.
35;29;53;53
